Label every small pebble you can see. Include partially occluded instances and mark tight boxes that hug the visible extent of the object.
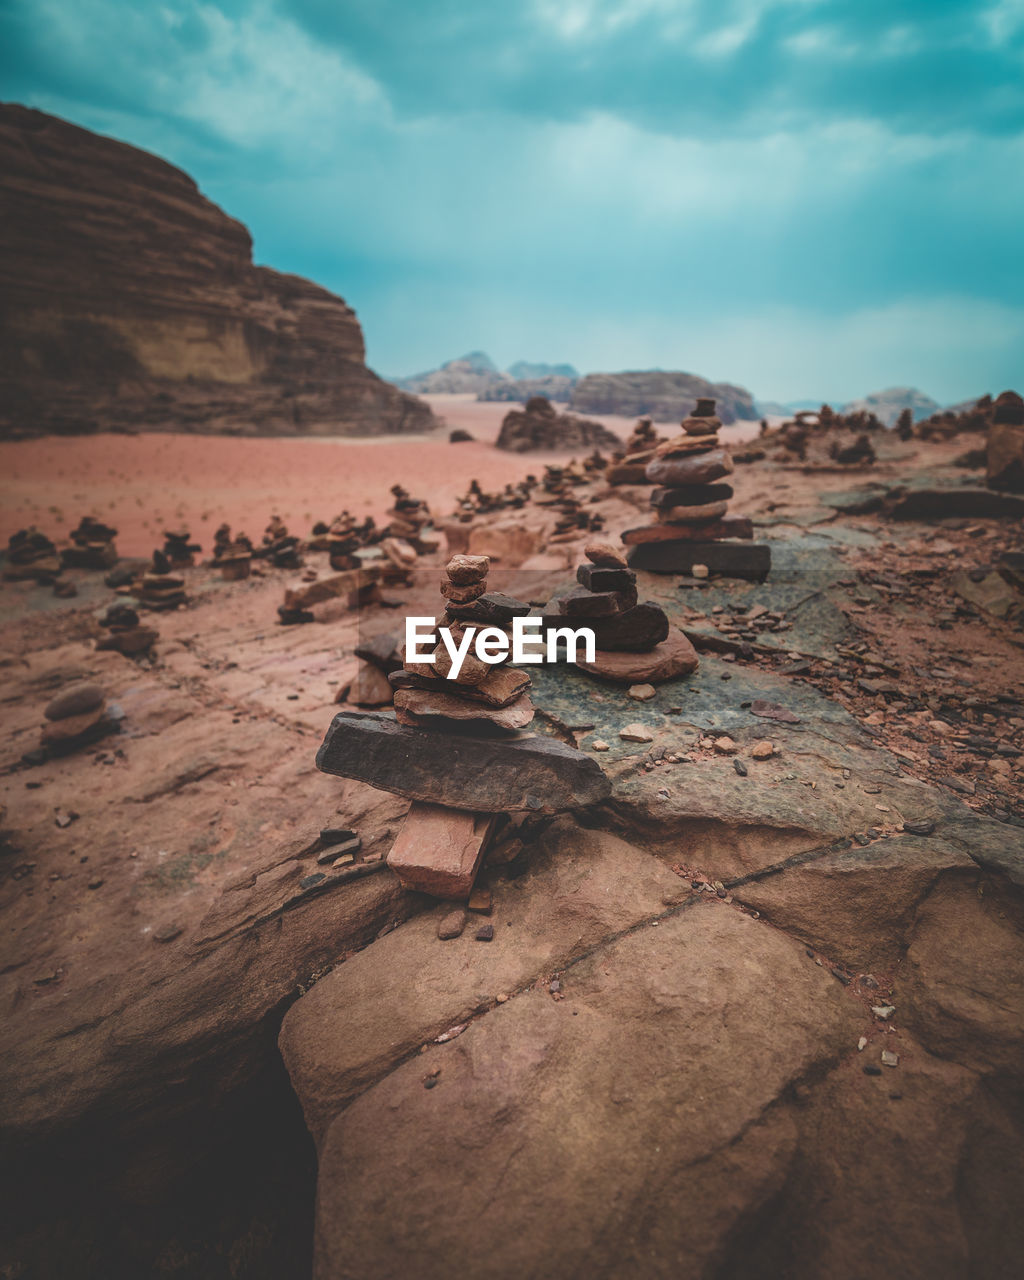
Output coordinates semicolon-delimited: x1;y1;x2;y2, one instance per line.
733;759;747;776
591;739;610;752
475;923;494;942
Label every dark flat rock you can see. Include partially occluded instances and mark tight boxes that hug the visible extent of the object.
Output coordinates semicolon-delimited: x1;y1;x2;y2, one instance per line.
576;564;636;593
316;711;610;812
627;541;772;581
542;601;669;652
889;486;1024;520
650;484;734;506
445;591;534;625
622;517;753;544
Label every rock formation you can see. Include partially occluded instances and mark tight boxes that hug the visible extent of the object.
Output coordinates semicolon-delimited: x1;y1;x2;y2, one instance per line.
548;541;698;683
495;396;620;453
394;351;510;395
570;370;757;424
841;387;941;427
0;104;436;438
623;398;771;580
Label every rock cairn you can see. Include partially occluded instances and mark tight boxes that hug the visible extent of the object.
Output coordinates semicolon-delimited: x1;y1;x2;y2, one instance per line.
384;485;437;553
40;681;117;755
390;556;535;733
543;542;699;683
316;563;610;897
260;516;303;570
337;631;403;709
61;517;118;570
607;417;664;484
623;399;771;581
3;528;61;584
96;601;159;656
139;549;186;611
212;523;253;579
162;528;200;569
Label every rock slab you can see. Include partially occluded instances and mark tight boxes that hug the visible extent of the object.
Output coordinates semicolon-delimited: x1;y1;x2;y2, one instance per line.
386;803;497;899
315;711;611;812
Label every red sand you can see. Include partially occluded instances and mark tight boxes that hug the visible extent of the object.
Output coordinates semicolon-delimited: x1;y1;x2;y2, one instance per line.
0;395;760;559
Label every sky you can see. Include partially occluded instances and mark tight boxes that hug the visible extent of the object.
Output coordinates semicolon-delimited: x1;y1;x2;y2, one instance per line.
3;0;1023;404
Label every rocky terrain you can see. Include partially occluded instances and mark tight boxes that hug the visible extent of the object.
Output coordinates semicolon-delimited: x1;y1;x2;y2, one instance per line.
495;396;621;452
0;105;435;439
1;409;1022;1278
842;386;942;427
572;370;757;424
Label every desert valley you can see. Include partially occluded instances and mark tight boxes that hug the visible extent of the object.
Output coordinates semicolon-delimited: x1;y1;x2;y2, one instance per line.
2;93;1024;1280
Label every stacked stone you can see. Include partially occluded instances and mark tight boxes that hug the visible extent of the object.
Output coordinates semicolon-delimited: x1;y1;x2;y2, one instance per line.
211;524;253;578
3;528;61;584
316;560;610;899
61;517;118;570
606;417;664;485
96;602;159;656
139;549;186;611
259;515;303;569
623;398;771;582
39;681;117;755
390;556;535;733
325;513;361;570
384;484;438;554
162;528;200;569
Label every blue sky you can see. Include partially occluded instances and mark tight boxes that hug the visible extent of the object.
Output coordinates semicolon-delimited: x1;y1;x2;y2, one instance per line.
3;0;1023;402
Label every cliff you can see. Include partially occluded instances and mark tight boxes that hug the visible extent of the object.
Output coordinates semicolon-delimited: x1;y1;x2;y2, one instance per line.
0;104;436;438
570;370;757;424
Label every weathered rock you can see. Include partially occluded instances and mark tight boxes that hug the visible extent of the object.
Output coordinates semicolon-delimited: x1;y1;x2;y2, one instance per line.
444;554;490;585
349;662;394;708
390;664;531;709
570;370;756;424
583;541;628;569
898;877;1024;1076
731;835;977;970
627;540;771;581
656;501;730;523
393;687;535;733
645;447;734;487
309;905;859;1278
315;712;611;812
576;628;699;684
43;682;104;721
987;415;1024;492
39;706;109;748
495;397;620;453
445;591;533;625
552;585;637;617
576;564;635;593
279;821;691;1145
0;105;437;438
542;601;669;652
650;483;733;507
622;517;754;544
386;803;498;899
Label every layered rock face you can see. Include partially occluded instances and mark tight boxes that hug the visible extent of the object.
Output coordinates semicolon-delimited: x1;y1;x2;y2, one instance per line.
0;104;436;438
571;369;757;424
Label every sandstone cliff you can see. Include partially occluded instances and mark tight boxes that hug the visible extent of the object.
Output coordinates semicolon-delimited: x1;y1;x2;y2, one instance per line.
570;369;757;424
0;104;436;438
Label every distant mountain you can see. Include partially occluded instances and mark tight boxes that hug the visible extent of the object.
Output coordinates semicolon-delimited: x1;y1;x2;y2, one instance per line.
841;387;941;427
570;370;757;425
395;351;510;394
506;360;578;381
396;353;582;397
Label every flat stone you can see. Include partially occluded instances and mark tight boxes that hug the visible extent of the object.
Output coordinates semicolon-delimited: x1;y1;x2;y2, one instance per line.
316;711;611;812
390;664;532;709
387;803;498;899
40;706;107;747
646;448;734;487
96;626;158;655
655;501;730;523
628;683;657;701
576;627;706;680
619;723;654;743
353;631;403;673
475;923;495;942
440;578;485;604
650;484;734;506
576;564;636;593
44;682;104;721
393;688;535;733
622;517;754;544
553;585;637;617
627;541;771;582
445;592;533;625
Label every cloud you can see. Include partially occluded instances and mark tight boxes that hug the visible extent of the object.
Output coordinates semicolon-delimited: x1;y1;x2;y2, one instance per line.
2;0;1023;399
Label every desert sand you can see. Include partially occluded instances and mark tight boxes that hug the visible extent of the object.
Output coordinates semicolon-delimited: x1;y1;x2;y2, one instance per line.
0;395;762;558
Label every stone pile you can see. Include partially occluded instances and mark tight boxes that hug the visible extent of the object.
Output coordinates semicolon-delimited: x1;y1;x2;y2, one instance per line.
212;523;253;579
61;517;118;570
543;542;699;683
259;516;303;570
317;566;610;895
829;433;876;466
139;549;186;611
39;681;117;755
95;601;159;656
3;528;61;584
623;399;771;582
162;528;200;569
607;417;664;484
390;556;535;733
